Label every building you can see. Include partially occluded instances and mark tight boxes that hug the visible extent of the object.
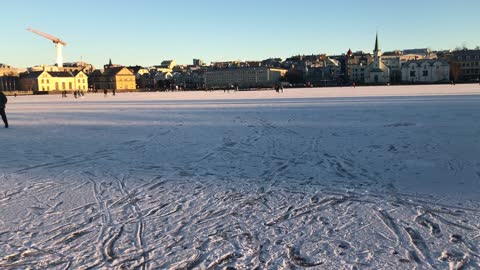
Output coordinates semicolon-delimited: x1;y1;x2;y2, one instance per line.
153;70;173;88
128;66;151;89
73;71;89;91
62;62;95;74
0;64;20;91
211;61;243;69
449;50;480;82
174;68;207;90
332;50;373;83
364;33;390;84
159;60;176;70
403;48;431;57
89;67;136;90
27;65;61;72
304;58;341;86
193;59;206;66
382;51;426;83
261;58;283;68
205;67;287;89
19;70;88;92
401;59;450;83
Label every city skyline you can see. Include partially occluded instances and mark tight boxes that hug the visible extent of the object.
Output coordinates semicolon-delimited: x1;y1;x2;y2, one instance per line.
2;0;480;68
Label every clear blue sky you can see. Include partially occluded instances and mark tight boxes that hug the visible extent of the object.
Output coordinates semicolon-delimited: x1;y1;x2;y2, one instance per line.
2;0;479;68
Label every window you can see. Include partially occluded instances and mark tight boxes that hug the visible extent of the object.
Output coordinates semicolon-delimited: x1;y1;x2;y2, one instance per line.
423;70;428;77
47;79;50;83
410;71;416;77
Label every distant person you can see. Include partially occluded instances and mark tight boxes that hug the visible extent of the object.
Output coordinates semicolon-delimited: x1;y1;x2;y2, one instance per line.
352;82;356;88
74;91;78;99
14;93;17;98
280;84;284;93
0;91;9;128
104;89;108;97
112;88;116;96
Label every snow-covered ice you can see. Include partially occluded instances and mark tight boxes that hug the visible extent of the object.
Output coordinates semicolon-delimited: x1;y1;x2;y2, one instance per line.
1;85;480;269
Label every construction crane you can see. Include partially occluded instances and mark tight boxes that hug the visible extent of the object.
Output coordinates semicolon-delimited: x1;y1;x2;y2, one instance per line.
27;28;68;68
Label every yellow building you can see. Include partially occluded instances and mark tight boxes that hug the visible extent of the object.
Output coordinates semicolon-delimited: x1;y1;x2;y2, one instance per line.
20;70;88;92
0;64;20;91
89;67;136;90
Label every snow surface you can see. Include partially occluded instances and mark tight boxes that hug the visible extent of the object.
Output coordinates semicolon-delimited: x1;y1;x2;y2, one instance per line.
1;84;480;269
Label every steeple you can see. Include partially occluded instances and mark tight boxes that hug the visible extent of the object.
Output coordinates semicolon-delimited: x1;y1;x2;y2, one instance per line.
109;58;112;66
374;32;379;52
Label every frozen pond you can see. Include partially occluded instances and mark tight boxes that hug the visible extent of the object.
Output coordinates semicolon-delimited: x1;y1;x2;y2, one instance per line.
1;85;480;269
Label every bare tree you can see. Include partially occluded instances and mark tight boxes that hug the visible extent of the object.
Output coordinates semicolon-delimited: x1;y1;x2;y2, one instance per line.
450;62;462;82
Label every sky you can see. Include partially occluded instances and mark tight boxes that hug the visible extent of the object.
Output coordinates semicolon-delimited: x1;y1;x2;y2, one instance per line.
1;0;480;68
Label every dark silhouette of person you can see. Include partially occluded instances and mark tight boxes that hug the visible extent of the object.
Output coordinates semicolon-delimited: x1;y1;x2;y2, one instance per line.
0;91;8;128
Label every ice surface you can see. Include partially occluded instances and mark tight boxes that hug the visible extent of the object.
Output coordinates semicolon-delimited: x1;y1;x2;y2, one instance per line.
1;85;480;269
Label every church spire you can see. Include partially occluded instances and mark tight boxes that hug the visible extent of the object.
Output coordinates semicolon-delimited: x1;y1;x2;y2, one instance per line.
374;32;379;52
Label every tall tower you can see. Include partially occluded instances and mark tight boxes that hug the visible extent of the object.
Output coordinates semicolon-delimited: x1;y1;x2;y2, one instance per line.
373;33;382;69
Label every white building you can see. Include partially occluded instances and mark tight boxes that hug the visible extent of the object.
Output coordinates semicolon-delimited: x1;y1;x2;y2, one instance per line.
365;33;390;84
401;59;450;83
205;67;287;89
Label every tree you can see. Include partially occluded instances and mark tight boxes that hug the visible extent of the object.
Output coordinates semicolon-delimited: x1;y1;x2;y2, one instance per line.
285;69;305;85
450;62;462;82
136;74;150;89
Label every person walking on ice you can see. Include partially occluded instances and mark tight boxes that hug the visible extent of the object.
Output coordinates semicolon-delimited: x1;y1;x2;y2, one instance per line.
0;91;9;128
